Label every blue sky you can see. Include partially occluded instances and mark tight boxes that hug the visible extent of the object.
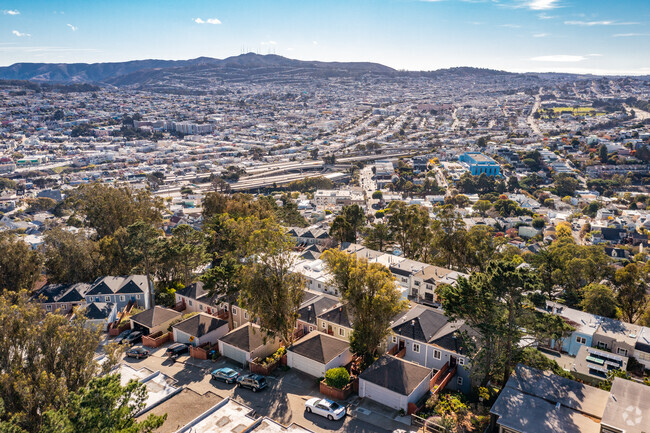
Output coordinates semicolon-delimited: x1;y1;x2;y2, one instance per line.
1;0;649;74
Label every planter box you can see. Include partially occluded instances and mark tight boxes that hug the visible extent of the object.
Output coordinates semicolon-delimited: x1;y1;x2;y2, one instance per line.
190;344;219;360
142;331;172;348
108;322;130;336
249;358;280;376
320;381;353;401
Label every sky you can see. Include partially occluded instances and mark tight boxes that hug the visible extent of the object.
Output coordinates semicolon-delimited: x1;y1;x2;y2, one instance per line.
1;0;649;75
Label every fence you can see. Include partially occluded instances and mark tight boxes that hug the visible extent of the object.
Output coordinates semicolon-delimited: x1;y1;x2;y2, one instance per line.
108;322;130;337
142;331;172;348
190;343;219;360
320;381;353;400
249;357;280;375
411;414;450;433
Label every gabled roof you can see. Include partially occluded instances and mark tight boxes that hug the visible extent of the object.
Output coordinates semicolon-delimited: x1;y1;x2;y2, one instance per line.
319;304;352;328
391;305;449;343
116;276;147;294
87;276;147;296
130;306;182;329
298;296;339;326
359;354;431;396
289;331;350;364
219;323;270;353
83;302;115;320
32;282;91;303
173;313;227;338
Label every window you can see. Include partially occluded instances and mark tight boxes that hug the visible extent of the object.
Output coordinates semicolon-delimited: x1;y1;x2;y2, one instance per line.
46;305;52;311
105;296;110;302
188;300;193;306
244;312;249;320
339;328;345;337
457;377;463;386
597;341;609;350
223;304;228;311
576;336;587;345
318;283;321;289
136;295;141;299
322;322;326;329
391;336;397;343
199;304;203;310
434;350;441;360
309;326;314;332
413;343;421;353
96;297;100;302
458;358;465;366
120;295;125;301
617;348;628;356
401;277;408;283
232;307;238;316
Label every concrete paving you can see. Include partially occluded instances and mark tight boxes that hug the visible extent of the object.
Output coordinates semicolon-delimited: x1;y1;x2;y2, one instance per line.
121;342;417;433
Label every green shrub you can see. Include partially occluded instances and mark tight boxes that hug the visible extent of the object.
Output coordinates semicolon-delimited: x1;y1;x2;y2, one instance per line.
324;367;350;390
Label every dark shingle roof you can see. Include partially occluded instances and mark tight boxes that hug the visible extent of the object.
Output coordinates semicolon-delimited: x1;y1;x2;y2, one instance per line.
130;306;182;329
289;332;350;364
32;282;90;303
319;304;352;328
298;296;339;325
84;302;114;320
219;323;268;352
391;305;449;343
173;313;227;338
359;354;431;396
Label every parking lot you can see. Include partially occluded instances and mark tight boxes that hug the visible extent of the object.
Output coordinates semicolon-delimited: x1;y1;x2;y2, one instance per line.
121;342;415;433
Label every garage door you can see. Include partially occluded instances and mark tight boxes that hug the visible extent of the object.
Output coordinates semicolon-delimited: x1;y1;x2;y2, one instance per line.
362;381;403;410
221;343;247;367
288;352;324;378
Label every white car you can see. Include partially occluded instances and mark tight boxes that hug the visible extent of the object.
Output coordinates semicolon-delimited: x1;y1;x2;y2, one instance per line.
305;398;346;420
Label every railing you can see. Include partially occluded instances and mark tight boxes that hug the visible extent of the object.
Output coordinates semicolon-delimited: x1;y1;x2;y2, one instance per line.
434;366;457;395
411;414;450;432
429;362;449;390
172;300;186;312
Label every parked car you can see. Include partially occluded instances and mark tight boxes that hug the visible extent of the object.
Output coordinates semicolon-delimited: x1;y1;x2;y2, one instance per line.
211;367;240;384
123;331;142;345
305;398;346;421
114;329;132;344
125;347;149;359
236;374;267;392
165;343;189;358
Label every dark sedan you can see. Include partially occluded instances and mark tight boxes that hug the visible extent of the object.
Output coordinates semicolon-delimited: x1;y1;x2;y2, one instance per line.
125;347;149;359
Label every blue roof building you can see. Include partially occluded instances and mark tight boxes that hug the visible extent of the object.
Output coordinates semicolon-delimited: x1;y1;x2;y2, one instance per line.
459;152;501;177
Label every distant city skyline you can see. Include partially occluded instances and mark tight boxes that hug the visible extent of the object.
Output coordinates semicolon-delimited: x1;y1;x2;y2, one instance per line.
1;0;649;75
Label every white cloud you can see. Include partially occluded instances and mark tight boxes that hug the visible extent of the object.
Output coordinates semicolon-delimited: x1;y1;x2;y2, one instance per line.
194;17;221;24
500;24;522;28
261;41;277;46
12;30;30;37
526;0;560;10
312;41;318;45
3;9;20;15
613;33;650;37
564;20;639;26
530;55;587;62
538;13;555;19
587;53;603;57
533;33;549;37
66;24;77;31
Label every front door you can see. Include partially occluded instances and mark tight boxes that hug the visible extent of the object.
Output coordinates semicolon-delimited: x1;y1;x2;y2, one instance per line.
450;356;457;367
398;339;405;351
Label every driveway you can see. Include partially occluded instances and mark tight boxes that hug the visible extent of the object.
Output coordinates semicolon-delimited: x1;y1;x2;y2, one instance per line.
121;343;415;433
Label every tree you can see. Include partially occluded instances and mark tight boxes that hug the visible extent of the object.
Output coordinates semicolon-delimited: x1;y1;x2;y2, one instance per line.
0;291;110;432
202;192;274;221
555;222;572;240
473;200;492;217
532;217;545;230
430;205;467;269
386;202;430;260
580;283;619;318
323;249;408;366
598;369;631;392
41;374;166;433
371;191;383;200
598;144;608;163
169;225;207;286
615;263;649;323
69;183;163;238
126;222;161;308
362;222;393;252
0;235;43;293
554;173;579;197
238;221;305;345
44;229;101;284
438;261;572;385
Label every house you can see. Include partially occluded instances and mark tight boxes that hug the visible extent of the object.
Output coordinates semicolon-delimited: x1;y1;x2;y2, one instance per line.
175;397;314;433
85;275;151;311
541;301;599;356
81;302;117;331
174;282;220;315
218;323;280;367
489;364;609;433
410;265;466;305
634;326;650;369
172;313;229;347
317;304;353;341
129;306;182;336
387;304;474;393
592;318;640;358
358;354;433;412
295;293;339;336
286;331;353;378
490;364;650;433
31;282;91;314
